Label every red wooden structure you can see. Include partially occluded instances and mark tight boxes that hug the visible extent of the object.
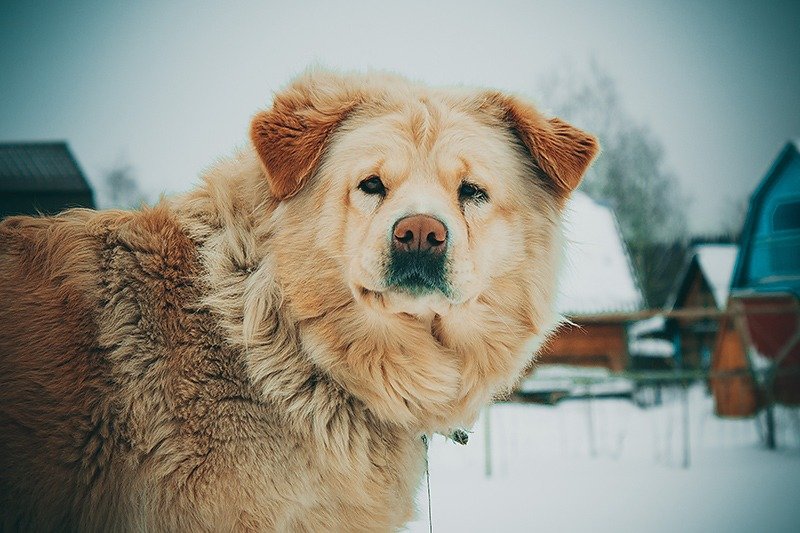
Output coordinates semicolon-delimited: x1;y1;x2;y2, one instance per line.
734;293;800;405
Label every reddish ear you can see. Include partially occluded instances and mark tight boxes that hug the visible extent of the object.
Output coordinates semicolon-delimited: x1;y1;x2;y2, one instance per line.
250;71;363;200
482;93;599;196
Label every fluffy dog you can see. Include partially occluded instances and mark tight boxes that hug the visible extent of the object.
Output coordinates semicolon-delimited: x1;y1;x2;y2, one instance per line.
0;70;597;531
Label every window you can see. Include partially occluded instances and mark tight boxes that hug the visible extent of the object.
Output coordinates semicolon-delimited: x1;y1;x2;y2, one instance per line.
773;200;800;231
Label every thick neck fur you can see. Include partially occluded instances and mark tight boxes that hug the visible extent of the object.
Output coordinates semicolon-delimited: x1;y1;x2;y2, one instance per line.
175;148;557;437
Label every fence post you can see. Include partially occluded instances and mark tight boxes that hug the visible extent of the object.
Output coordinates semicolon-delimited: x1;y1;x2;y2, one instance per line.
484;404;492;478
765;388;777;450
681;380;690;469
586;380;597;458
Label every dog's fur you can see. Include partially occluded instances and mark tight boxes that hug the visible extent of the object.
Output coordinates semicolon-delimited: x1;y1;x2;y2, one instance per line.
0;70;597;531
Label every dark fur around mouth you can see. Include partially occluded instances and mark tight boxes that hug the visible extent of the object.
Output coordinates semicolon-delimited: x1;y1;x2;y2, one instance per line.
386;248;450;296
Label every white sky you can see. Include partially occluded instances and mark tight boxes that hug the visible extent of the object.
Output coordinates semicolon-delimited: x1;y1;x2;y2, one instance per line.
2;0;798;234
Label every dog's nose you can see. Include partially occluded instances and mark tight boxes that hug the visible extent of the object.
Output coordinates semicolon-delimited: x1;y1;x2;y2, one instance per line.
388;215;448;293
392;215;447;253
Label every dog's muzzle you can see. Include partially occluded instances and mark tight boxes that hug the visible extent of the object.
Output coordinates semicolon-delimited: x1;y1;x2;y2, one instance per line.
386;214;449;295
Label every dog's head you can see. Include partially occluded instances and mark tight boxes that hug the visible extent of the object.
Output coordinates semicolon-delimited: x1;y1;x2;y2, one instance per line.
245;70;597;428
250;70;597;321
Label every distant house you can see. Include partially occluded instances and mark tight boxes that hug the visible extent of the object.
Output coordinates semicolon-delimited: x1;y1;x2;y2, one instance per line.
731;140;800;298
539;192;645;372
0;142;95;218
665;244;738;370
712;140;800;416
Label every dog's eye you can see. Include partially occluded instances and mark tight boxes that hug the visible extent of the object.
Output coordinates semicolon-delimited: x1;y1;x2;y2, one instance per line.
358;175;386;196
458;182;488;203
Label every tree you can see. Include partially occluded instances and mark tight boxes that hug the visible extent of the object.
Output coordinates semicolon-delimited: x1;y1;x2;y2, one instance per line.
97;162;149;210
720;194;749;240
535;60;688;306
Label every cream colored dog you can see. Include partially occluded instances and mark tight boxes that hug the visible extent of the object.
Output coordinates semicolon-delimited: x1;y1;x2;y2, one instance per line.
0;70;597;531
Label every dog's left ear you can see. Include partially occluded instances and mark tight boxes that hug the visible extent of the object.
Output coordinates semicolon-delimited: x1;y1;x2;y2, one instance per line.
250;71;364;200
480;92;599;197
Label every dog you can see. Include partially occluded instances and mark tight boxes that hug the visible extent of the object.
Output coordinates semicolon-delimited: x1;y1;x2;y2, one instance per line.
0;69;597;531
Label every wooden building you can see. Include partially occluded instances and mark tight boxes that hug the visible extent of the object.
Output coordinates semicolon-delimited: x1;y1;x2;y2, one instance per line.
710;315;760;417
712;140;800;416
0;142;95;218
538;192;644;372
544;320;632;371
666;244;738;370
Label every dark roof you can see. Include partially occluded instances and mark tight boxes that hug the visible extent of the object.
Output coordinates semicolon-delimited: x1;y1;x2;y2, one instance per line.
731;140;800;291
667;254;702;311
0;142;92;193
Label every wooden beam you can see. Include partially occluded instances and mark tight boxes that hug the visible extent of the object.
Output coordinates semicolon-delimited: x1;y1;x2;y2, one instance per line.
568;304;797;323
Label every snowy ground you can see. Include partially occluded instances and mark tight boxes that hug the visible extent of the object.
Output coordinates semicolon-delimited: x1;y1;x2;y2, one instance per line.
406;386;800;532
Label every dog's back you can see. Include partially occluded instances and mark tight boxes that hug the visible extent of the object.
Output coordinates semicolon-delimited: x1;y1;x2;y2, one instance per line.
0;205;419;532
0;210;113;529
0;207;254;530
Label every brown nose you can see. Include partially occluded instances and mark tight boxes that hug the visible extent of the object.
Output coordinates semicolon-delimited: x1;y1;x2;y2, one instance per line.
392;215;448;253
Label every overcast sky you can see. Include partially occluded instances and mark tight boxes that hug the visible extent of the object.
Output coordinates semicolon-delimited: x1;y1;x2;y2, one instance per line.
2;0;798;234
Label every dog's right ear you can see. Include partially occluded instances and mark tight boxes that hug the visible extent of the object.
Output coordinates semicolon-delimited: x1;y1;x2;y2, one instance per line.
250;71;363;200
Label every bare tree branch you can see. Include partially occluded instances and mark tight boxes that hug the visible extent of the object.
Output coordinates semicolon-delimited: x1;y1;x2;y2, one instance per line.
97;162;149;209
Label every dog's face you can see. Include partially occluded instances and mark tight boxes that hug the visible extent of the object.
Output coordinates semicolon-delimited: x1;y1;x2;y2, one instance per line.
323;105;537;317
250;71;597;320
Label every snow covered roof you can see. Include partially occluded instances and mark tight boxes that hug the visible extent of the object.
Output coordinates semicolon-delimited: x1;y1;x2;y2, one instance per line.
695;245;739;308
669;244;739;310
556;192;644;316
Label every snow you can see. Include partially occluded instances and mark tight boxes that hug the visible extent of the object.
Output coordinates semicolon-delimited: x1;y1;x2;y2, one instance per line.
557;192;644;316
406;386;800;533
694;244;739;309
629;338;675;358
520;364;635;397
628;314;667;338
628;315;674;358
